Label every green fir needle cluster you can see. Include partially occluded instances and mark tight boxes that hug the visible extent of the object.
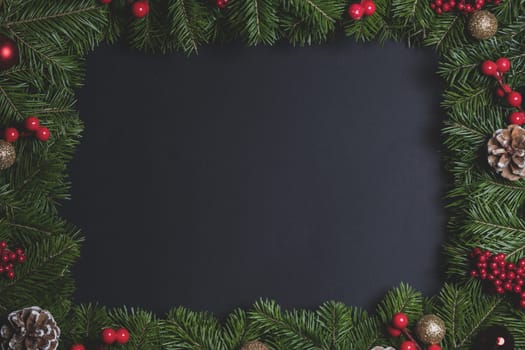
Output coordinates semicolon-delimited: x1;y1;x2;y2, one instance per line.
0;0;525;349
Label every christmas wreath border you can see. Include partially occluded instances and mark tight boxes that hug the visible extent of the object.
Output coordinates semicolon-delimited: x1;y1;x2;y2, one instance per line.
0;0;524;349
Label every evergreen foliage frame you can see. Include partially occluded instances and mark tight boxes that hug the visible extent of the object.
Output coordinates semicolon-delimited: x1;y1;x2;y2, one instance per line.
0;0;525;349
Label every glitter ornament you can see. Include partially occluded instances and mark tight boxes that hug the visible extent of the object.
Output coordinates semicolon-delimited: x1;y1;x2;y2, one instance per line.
240;341;269;350
415;314;446;345
468;10;498;40
0;140;15;170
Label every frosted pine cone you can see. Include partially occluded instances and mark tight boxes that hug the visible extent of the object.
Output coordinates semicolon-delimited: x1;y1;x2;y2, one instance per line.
0;307;60;350
488;125;525;181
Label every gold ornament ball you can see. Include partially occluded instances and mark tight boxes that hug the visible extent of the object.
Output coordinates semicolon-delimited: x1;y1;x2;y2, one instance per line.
415;314;446;345
241;341;269;350
0;140;15;170
468;10;498;40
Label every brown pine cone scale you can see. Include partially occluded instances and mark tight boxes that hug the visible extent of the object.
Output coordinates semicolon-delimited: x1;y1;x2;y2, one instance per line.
488;125;525;181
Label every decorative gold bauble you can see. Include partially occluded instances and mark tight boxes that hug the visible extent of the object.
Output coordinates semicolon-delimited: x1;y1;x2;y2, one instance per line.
415;314;446;345
0;140;15;170
241;341;269;350
468;10;498;40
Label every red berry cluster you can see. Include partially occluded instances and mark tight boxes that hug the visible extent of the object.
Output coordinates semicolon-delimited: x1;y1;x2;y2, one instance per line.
0;241;26;280
348;0;377;20
470;247;525;308
3;116;51;143
99;0;150;18
387;313;442;350
429;0;501;15
216;0;230;9
480;58;525;126
101;327;130;345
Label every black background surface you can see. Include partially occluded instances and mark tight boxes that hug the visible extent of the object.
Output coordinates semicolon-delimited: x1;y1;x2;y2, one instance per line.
61;39;447;317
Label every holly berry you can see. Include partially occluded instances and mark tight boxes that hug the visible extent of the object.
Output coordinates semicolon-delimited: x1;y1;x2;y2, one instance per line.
101;328;117;344
4;128;18;143
362;1;376;16
400;341;416;350
216;0;228;8
386;325;402;337
348;3;364;19
116;328;130;344
509;112;525;125
496;57;511;73
6;270;15;279
507;91;523;107
35;126;50;141
481;60;498;76
131;1;150;18
427;345;442;350
70;345;86;350
24;116;40;131
99;0;112;3
391;312;408;329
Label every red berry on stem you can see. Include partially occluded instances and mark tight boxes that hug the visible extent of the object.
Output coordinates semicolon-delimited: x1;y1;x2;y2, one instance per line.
507;91;523;107
35;127;50;141
386;325;402;337
6;270;14;279
17;255;26;263
362;1;376;16
70;345;86;350
24;116;40;131
391;312;408;329
99;0;112;3
428;345;442;350
216;0;226;8
0;241;6;249
101;328;117;344
496;57;511;73
4;128;18;143
348;3;364;19
481;60;498;76
116;328;130;344
131;1;150;18
400;340;416;350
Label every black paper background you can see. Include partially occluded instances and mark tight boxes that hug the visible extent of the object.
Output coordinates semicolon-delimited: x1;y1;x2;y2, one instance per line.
62;39;447;317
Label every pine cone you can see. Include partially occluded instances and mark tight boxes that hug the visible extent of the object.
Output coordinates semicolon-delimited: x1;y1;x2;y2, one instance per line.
0;307;60;350
488;125;525;181
240;341;269;350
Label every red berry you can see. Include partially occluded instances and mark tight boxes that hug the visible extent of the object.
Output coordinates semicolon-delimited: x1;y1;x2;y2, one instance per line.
99;0;112;3
520;299;525;308
17;255;26;263
470;270;479;278
508;91;523;107
1;254;8;263
391;312;408;329
428;345;442;350
442;3;451;11
496;286;505;294
24;116;40;131
131;1;150;18
35;127;50;141
101;328;117;344
496;57;511;73
348;3;364;19
508;263;516;270
6;270;14;279
8;252;16;261
514;285;522;293
386;325;402;337
481;60;498;76
400;341;417;350
362;1;376;15
4;128;18;143
0;242;6;249
70;345;86;350
115;328;130;344
216;0;226;8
